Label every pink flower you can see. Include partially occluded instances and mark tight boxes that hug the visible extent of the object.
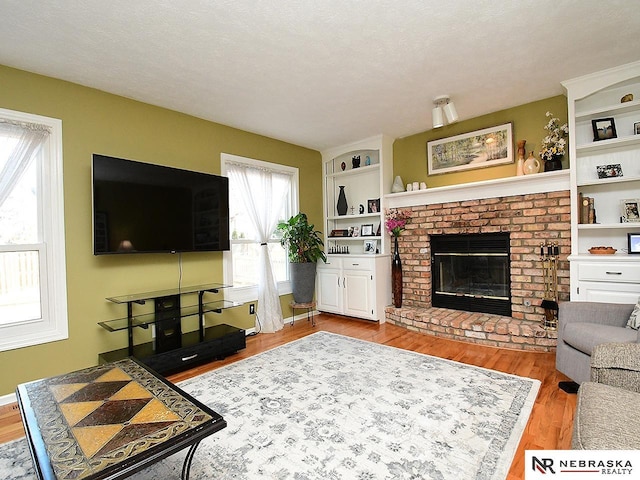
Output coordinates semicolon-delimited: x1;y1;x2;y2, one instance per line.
385;209;411;237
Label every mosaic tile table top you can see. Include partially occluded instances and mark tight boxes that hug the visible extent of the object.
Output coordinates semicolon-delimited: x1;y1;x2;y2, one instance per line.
16;358;226;480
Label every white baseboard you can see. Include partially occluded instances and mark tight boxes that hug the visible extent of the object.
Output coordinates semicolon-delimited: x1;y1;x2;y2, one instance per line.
0;392;17;407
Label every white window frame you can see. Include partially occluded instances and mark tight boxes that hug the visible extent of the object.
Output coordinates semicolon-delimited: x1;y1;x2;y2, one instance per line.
0;108;68;352
221;153;299;304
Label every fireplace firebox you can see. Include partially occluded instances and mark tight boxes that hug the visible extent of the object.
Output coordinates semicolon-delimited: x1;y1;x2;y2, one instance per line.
431;233;511;316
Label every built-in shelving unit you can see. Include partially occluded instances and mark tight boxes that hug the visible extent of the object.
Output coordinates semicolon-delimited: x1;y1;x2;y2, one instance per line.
324;155;385;253
318;135;393;322
562;60;640;302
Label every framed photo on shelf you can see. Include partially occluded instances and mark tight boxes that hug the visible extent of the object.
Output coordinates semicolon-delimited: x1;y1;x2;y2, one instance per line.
621;199;640;223
367;198;380;213
628;233;640;254
361;224;374;236
427;123;513;175
363;239;377;254
591;118;617;141
350;226;360;237
596;164;623;179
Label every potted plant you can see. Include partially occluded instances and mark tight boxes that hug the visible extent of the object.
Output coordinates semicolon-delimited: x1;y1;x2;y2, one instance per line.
277;212;326;303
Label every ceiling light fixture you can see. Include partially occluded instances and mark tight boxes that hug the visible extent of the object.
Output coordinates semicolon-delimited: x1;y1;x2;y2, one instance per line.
432;95;459;128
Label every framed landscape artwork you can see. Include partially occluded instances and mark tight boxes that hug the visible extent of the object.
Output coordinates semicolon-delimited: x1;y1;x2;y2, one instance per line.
591;117;617;141
427;123;513;175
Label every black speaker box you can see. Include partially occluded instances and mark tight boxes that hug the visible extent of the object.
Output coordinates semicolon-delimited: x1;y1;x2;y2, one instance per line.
154;294;182;353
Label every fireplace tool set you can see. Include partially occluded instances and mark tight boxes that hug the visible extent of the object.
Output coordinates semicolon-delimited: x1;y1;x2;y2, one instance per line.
540;242;560;330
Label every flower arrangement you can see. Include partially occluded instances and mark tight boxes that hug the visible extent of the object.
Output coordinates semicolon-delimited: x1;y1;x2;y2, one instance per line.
385;208;411;237
540;111;569;162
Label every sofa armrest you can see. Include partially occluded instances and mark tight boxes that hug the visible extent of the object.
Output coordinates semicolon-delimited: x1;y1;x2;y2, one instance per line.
590;342;640;393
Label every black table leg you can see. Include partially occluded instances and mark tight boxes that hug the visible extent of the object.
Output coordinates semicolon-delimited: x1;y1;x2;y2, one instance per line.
181;441;201;480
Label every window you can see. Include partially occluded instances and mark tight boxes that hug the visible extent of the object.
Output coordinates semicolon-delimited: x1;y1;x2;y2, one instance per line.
0;108;67;352
221;154;298;301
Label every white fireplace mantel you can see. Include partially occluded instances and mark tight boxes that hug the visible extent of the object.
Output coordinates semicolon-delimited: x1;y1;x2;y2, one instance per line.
384;170;570;208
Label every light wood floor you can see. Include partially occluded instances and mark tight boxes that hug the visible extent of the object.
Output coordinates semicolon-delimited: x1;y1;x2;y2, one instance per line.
0;313;576;480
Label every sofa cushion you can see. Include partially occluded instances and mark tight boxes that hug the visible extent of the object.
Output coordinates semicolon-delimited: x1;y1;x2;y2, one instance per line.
563;322;637;355
572;382;640;449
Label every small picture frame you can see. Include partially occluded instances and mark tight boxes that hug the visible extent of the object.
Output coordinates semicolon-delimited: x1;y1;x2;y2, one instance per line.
592;118;617;141
629;233;640;254
350;226;360;237
361;224;374;236
367;198;380;213
634;122;640;135
621;199;640;223
596;164;623;179
363;239;377;254
330;229;349;237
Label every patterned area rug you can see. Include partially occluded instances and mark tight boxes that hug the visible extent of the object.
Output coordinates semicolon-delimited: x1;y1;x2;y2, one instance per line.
0;331;539;480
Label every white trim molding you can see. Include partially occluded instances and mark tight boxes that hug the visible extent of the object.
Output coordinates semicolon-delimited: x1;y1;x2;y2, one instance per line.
385;170;570;209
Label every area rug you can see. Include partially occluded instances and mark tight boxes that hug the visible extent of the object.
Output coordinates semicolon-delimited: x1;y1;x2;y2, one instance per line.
0;331;539;480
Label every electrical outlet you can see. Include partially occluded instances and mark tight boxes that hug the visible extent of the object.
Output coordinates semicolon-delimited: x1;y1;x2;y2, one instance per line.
249;304;255;315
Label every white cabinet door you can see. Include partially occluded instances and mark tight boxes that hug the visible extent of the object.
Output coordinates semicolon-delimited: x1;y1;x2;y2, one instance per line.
316;264;342;313
343;268;374;319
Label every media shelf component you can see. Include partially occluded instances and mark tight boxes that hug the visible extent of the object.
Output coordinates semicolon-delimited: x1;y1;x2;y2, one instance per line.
98;283;245;375
319;135;393;322
562;60;640;302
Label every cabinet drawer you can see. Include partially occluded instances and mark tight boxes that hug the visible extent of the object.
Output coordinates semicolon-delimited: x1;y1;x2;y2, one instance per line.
341;258;374;271
320;258;343;270
578;263;640;283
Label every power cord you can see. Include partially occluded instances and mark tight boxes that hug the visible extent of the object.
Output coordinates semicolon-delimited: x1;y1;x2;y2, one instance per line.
247;310;261;336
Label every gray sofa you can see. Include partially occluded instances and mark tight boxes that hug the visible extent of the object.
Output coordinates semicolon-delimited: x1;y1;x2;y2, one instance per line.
572;342;640;449
556;301;637;384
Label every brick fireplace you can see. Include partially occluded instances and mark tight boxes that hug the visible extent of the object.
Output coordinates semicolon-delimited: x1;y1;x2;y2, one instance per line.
384;172;571;351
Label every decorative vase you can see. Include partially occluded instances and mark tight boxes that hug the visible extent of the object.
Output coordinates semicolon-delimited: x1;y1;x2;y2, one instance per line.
392;236;403;308
516;140;526;176
544;154;563;172
391;175;405;192
516;156;525;176
523;152;540;175
336;186;348;216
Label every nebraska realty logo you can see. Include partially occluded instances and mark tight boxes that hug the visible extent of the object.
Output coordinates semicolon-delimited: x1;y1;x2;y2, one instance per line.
525;451;639;478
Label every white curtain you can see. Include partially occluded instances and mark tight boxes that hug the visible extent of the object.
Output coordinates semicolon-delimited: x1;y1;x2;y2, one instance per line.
0;120;50;208
227;162;291;333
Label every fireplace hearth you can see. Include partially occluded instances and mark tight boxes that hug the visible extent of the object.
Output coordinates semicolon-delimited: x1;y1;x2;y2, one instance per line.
431;233;511;316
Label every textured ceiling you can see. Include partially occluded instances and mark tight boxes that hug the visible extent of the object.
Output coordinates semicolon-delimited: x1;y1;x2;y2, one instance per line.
0;1;639;151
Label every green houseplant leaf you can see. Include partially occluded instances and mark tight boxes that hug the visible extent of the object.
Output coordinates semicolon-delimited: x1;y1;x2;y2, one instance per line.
277;213;327;264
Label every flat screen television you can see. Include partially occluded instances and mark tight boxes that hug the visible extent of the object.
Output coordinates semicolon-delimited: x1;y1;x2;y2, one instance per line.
92;154;230;255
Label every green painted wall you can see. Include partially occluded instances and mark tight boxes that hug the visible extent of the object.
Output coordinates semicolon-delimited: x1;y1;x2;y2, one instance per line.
393;95;568;187
0;65;322;396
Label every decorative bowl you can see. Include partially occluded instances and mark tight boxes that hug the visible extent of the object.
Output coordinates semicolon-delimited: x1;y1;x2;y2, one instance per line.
588;246;617;255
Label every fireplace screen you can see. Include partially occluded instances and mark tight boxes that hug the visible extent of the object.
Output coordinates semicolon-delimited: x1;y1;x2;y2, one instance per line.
431;233;511;316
